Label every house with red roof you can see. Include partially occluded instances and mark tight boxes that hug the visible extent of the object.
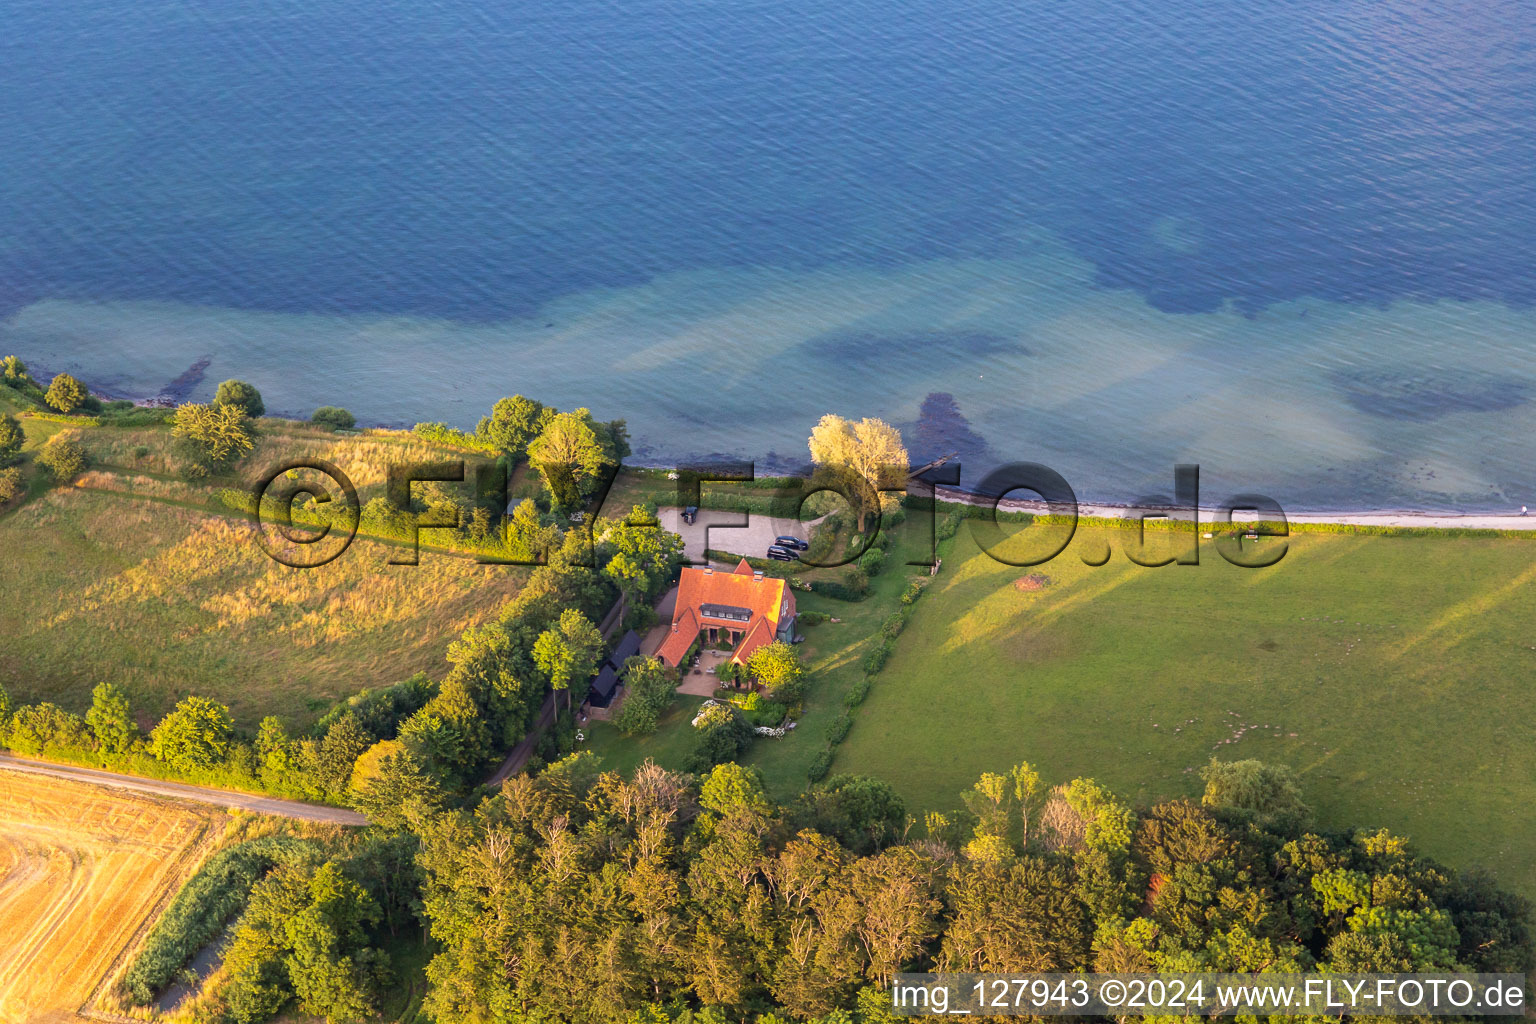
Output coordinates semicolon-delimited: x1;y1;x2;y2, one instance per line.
656;559;798;669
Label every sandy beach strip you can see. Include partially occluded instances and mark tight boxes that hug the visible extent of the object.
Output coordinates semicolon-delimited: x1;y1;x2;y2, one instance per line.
930;486;1536;532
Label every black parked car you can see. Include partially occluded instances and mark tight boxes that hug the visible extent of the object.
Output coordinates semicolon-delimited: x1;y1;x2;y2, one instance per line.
765;545;796;561
773;535;809;551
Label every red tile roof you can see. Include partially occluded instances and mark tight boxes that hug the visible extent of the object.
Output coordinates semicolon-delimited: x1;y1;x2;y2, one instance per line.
656;604;699;667
656;564;795;667
731;615;778;665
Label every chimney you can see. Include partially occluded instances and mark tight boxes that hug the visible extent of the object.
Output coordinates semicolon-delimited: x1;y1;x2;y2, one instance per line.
753;570;764;581
703;567;713;575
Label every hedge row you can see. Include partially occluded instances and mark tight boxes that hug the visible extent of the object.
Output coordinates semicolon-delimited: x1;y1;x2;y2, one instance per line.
411;421;501;454
808;568;933;783
122;835;318;1004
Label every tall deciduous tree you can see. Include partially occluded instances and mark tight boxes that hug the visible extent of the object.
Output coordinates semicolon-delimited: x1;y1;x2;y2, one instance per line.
44;373;87;413
504;498;562;562
747;641;804;700
151;696;233;772
86;681;137;754
527;408;612;509
476;394;552;459
601;504;685;605
612;656;676;736
807;414;909;532
532;608;605;710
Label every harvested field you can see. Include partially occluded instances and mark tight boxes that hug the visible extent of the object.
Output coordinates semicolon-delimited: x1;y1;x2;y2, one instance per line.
0;773;214;1023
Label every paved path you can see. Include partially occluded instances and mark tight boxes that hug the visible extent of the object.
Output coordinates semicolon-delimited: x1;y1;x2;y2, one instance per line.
0;753;369;825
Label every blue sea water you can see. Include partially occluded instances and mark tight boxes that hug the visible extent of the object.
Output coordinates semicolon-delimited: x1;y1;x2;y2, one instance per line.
3;0;1535;509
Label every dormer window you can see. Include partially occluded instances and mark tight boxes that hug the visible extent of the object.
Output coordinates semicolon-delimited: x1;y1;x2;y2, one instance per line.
699;603;752;622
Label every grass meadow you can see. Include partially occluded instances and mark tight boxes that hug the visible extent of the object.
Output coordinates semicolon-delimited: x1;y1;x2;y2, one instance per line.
0;414;525;728
834;522;1536;898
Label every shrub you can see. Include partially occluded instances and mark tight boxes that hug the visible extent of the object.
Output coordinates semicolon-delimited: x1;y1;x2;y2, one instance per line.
862;639;893;675
213;379;265;417
44;372;87;413
843;676;872;708
684;703;754;773
880;611;906;640
36;433;87;480
806;749;833;783
3;702;90;755
901;580;925;605
312;406;357;430
0;413;22;466
857;547;886;576
171;402;254;474
102;407;174;427
747;701;787;728
131;444;150;459
937;510;963;541
810;568;871;602
316;674;434;740
825;712;854;744
0;466;21;503
798;610;827;626
412;421;499;454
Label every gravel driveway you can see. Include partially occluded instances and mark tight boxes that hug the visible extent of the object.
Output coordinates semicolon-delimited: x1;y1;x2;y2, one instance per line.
655;507;816;565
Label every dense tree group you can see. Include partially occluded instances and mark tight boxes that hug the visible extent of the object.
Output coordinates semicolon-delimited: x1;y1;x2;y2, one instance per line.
409;757;1531;1024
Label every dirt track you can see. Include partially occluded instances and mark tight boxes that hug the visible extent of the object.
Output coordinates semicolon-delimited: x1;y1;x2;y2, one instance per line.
0;754;368;825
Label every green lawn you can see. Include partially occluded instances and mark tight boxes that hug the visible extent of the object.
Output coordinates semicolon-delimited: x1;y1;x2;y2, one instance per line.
834;523;1536;898
584;515;941;799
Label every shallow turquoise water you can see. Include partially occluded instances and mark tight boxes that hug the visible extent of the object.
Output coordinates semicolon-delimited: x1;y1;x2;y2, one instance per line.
2;0;1534;509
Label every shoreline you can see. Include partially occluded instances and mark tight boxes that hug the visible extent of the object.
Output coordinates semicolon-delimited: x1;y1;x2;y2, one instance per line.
926;484;1536;532
622;463;1536;532
17;362;1534;532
